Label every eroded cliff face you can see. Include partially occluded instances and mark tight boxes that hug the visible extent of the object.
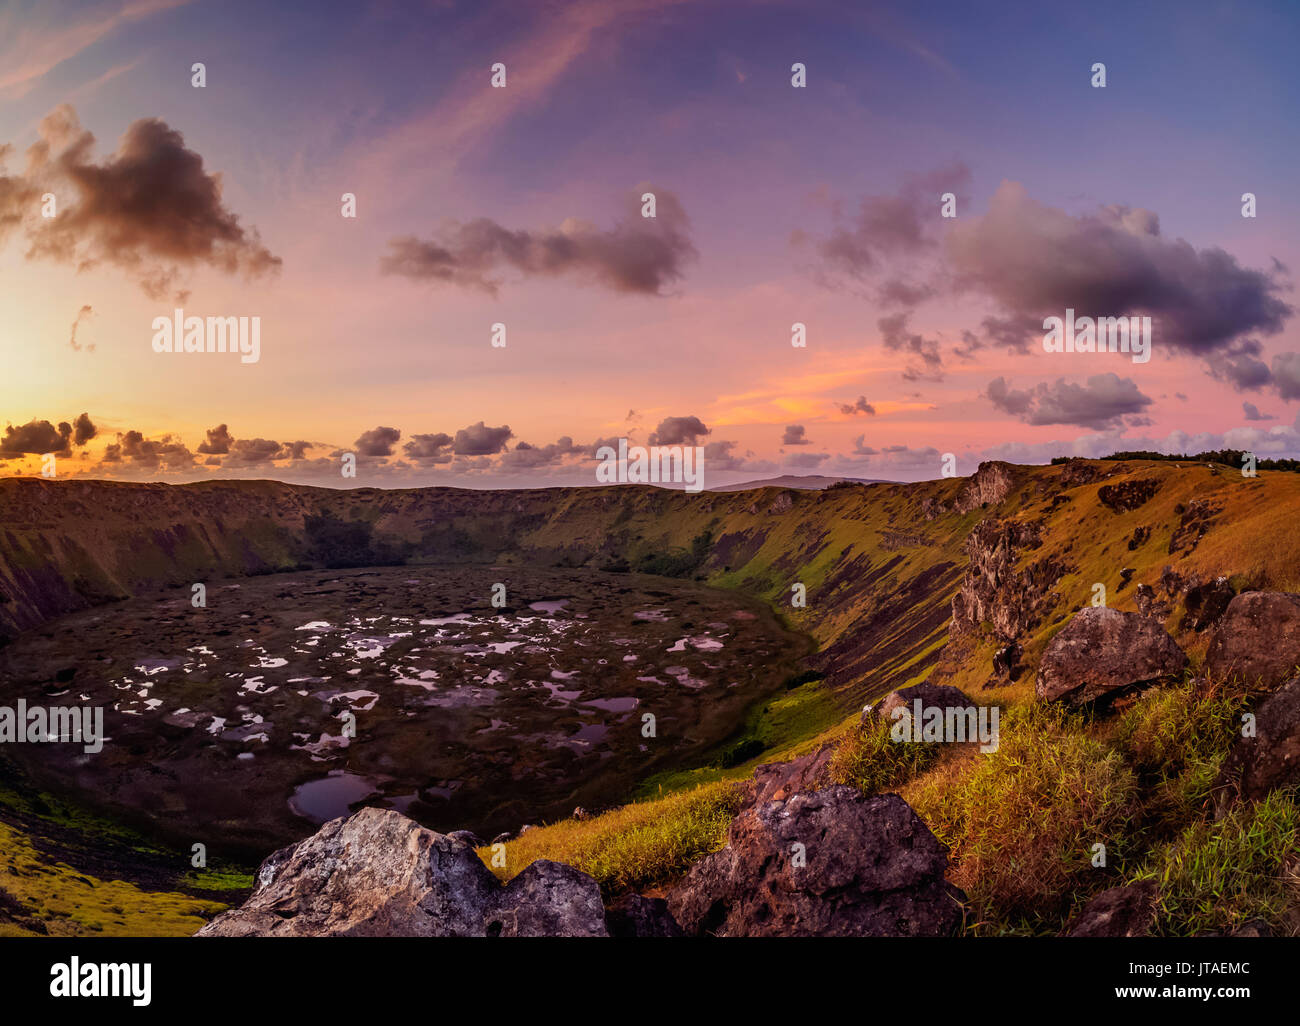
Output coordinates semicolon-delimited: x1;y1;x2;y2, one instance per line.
949;518;1067;643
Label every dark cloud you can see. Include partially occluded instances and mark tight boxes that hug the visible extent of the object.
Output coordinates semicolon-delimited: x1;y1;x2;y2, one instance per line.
498;436;583;470
838;396;876;416
1273;352;1300;401
955;312;1044;358
71;412;95;446
879;312;943;382
648;415;709;446
102;429;194;471
1242;401;1274;422
986;373;1153;430
280;440;313;460
782;424;811;446
0;419;69;458
1205;339;1273;391
702;439;745;471
224;438;283;465
947;181;1292;357
353;426;401;458
380;185;695;297
16;106;280;299
452;421;513;456
805;163;970;279
197;423;233;455
403;432;454;462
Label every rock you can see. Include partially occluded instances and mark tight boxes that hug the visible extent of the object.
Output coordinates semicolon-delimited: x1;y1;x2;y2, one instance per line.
873;682;977;722
950;518;1066;642
487;860;607;937
1215;677;1300;805
1205;592;1300;690
953;461;1019;514
518;824;537;835
1097;478;1161;513
748;745;834;806
572;807;591;821
1056;459;1102;488
1127;526;1149;550
447;829;485;848
992;642;1022;681
1168;499;1222;554
667;787;964;937
196;807;607;937
1064;881;1158;937
920;496;949;521
1036;607;1187;706
1180;575;1234;632
1134;583;1169;620
491;832;512;845
605;894;684;937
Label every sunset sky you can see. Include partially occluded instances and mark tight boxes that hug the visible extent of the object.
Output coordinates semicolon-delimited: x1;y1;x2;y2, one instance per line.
2;0;1298;486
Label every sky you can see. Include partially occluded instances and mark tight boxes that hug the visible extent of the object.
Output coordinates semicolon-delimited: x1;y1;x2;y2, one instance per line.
1;0;1298;487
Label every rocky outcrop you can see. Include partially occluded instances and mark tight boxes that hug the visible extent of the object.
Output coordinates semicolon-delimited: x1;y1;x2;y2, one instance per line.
1064;881;1157;937
1168;499;1222;554
1215;677;1300;805
196;808;607;937
1036;607;1187;706
1179;575;1235;632
950;518;1066;643
1097;478;1161;513
667;787;964;937
953;461;1019;514
1205;592;1300;689
920;496;949;521
1055;459;1103;489
1134;567;1235;631
991;642;1022;683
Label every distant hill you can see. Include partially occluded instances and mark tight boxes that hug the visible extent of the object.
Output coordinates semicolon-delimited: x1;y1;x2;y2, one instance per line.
711;474;891;492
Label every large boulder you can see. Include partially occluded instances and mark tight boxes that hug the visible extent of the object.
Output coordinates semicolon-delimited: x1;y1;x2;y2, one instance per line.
1036;607;1187;706
1205;592;1300;690
1064;881;1158;937
667;786;964;937
1215;676;1300;805
196;807;607;937
488;860;607;937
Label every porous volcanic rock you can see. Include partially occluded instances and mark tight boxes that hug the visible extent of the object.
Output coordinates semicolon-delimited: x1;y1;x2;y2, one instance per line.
196;807;607;937
1036;607;1187;706
1215;676;1300;805
1205;592;1300;690
667;787;964;937
1064;881;1158;938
